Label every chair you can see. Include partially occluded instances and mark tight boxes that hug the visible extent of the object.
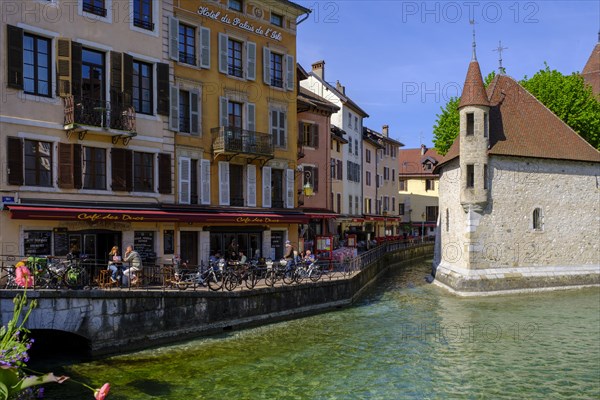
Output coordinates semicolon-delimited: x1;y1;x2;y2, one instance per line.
97;269;118;289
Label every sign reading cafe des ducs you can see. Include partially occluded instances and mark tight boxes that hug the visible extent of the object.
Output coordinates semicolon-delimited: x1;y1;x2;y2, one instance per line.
198;6;283;41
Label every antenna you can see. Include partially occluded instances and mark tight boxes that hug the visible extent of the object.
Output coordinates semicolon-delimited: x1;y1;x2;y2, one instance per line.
493;41;508;74
470;19;477;61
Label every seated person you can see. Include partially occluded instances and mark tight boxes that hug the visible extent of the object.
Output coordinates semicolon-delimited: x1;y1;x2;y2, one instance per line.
107;245;122;283
238;251;247;264
122;245;142;286
303;250;316;263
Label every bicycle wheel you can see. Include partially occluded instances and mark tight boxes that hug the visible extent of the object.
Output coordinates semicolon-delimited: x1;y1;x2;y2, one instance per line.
264;270;276;287
282;269;295;285
295;268;305;284
207;271;223;291
224;273;238;291
245;270;258;289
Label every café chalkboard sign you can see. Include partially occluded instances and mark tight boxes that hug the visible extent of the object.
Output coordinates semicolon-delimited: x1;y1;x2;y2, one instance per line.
24;230;52;256
53;228;69;256
134;231;155;263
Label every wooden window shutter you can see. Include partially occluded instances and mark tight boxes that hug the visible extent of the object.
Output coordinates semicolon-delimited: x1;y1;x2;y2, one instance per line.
58;143;74;188
7;137;23;185
199;27;210;69
311;123;319;148
200;159;211;205
71;41;82;98
218;33;228;74
285;168;294;208
122;53;133;106
262;166;271;208
73;144;82;189
158;153;172;194
263;47;271;85
190;89;200;135
285;54;294;91
156;63;169;116
246;41;256;80
246;103;255;132
218;161;230;206
56;38;72;96
179;157;190;204
313;167;319;192
168;16;179;61
219;96;228;127
247;164;256;207
111;148;132;191
110;51;123;103
169;85;179;131
7;25;24;89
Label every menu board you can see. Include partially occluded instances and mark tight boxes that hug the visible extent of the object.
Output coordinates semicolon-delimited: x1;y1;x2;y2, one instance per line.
23;230;52;256
164;230;174;254
53;228;69;256
134;231;155;263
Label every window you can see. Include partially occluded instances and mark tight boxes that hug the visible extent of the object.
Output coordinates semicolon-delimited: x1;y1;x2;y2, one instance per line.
83;0;107;17
383;196;389;212
392;169;396;182
133;152;154;192
83;147;106;190
347;161;360;183
354;116;358;131
348;112;352;128
466;113;474;136
271;108;286;147
300;122;318;148
348;138;352;154
229;0;242;11
331;160;336;180
81;48;105;101
466;164;474;188
179;24;196;65
337;193;341;213
399;203;405;216
483;164;488;189
191;159;198;204
426;179;434;191
355;196;359;214
399;179;407;191
484;112;489;138
392;197;395;212
348;195;352;213
179;90;190;133
354;140;358;156
336;141;340;152
366;171;371;186
270;52;283;88
337;160;342;180
384;167;389;181
366;149;371;163
270;12;283;26
133;60;153;115
365;198;371;214
24;139;52;186
228;39;243;77
228;101;243;129
426;206;439;222
23;33;51;97
533;208;543;231
133;0;154;30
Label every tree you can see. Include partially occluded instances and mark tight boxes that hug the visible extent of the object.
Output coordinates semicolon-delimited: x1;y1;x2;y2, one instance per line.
432;66;600;154
521;64;600;149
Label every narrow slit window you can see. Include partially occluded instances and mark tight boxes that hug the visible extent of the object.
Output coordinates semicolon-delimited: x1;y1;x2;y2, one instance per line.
466;113;474;136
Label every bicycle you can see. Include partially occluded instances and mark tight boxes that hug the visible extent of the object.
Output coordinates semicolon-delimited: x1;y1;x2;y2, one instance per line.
294;259;322;283
264;259;296;287
222;260;260;291
176;262;223;291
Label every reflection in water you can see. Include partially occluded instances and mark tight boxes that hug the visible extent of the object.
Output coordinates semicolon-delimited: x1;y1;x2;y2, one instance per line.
44;260;600;399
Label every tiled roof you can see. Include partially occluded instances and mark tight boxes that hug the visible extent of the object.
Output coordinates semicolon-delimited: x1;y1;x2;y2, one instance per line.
399;147;442;177
582;43;600;97
438;74;600;168
458;60;490;108
298;86;340;114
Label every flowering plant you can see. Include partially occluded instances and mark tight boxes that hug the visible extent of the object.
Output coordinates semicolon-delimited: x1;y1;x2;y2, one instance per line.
0;292;110;399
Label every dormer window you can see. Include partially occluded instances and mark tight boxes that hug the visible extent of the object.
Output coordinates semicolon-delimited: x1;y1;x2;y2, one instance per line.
229;0;243;12
270;12;283;27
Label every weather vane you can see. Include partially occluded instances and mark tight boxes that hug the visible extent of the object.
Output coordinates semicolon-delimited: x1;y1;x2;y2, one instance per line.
493;41;508;75
470;19;477;61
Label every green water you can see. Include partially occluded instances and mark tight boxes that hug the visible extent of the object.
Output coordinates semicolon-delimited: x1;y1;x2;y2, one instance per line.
44;261;600;399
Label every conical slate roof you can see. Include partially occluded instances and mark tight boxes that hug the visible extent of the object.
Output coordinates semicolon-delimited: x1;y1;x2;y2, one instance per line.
458;60;490;108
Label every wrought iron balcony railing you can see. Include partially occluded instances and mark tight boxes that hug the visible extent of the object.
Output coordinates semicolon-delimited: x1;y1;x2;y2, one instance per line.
211;127;274;159
63;95;136;132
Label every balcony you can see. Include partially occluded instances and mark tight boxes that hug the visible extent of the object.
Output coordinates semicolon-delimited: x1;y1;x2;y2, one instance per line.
63;95;137;144
211;126;274;163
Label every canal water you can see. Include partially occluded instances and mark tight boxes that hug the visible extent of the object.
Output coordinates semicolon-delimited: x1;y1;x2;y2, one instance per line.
43;260;600;399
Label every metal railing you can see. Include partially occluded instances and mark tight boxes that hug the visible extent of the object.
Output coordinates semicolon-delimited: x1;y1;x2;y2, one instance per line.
211;127;274;158
63;95;136;132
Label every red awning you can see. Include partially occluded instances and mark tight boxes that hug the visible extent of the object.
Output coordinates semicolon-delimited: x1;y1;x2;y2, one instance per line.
6;205;308;224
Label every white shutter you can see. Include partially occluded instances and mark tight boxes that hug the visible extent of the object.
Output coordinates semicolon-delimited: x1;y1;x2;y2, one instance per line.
285;168;294;208
246;103;255;132
200;159;211;205
263;47;271;85
218;161;230;205
199;231;210;265
262;166;271;208
246;41;256;81
169;16;179;61
199;27;210;69
219;96;228;127
247;164;256;207
179;157;191;204
262;230;272;261
169;85;179;131
285;54;294;91
218;33;228;74
190;89;200;136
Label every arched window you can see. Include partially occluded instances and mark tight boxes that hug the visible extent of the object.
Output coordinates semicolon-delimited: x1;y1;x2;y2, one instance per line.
533;208;543;231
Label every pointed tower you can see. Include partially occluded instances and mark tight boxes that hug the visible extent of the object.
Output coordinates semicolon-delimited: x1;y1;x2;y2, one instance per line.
581;32;600;97
458;31;490;213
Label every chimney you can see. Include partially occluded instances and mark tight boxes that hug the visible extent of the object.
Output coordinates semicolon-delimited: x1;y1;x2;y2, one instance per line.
336;80;345;95
420;144;427;155
382;125;389;137
311;60;325;80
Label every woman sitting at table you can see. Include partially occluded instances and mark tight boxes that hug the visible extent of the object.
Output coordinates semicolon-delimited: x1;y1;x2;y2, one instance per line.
107;246;122;283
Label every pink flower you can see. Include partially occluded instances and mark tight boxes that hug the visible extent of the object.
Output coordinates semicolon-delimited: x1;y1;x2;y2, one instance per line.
15;265;33;288
94;383;110;400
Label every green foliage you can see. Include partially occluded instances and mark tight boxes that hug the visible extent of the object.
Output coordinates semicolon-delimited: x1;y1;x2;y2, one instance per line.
520;64;600;149
432;64;600;154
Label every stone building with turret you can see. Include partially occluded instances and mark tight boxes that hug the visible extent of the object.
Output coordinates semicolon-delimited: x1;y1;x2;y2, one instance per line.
432;45;600;295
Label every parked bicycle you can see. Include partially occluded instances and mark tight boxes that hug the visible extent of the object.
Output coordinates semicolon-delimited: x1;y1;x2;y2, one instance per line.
176;261;224;291
294;259;322;283
222;260;260;291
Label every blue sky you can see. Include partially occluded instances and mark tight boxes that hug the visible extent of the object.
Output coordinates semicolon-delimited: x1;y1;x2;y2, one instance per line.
295;0;600;149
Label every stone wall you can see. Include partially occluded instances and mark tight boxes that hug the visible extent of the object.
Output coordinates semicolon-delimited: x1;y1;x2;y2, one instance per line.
0;244;433;357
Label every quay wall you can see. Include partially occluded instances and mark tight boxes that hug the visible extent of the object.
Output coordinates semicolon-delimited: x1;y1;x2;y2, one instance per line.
0;244;433;357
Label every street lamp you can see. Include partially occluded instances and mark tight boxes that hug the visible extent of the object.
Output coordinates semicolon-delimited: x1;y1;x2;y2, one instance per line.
303;170;314;197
